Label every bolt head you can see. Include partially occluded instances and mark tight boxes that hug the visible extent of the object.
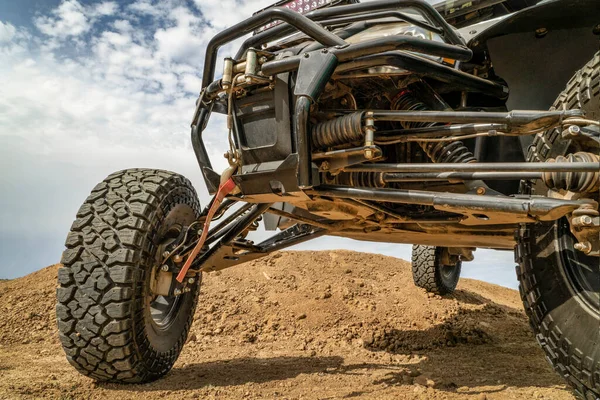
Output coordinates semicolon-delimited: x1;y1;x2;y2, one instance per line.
173;288;182;296
535;27;548;37
303;53;309;58
161;265;169;272
476;187;486;195
568;125;580;134
162;251;170;258
574;241;592;254
188;277;195;284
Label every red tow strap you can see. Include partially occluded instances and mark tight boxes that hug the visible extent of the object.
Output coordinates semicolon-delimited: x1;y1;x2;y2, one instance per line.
176;178;237;282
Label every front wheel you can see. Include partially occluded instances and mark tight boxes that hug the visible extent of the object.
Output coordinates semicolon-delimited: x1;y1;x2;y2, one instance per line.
56;169;201;383
517;52;600;398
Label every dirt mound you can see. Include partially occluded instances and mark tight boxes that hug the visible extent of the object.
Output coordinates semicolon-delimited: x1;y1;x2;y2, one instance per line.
0;264;57;346
0;250;574;399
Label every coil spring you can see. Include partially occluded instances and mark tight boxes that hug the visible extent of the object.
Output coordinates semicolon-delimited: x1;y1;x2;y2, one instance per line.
542;152;600;193
312;112;364;149
392;92;477;164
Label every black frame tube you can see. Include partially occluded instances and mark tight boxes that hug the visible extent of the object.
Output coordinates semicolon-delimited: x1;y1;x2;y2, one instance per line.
334;51;508;99
219;203;272;244
319;10;444;33
261;35;472;76
235;0;465;59
205;202;255;245
201;7;346;88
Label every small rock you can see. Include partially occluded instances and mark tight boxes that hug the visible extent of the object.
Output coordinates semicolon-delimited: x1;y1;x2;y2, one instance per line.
345;269;352;274
187;334;197;343
297;313;307;320
414;375;429;386
477;394;487;400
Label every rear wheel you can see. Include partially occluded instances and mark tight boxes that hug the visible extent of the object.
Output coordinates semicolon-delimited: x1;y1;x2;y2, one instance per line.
56;169;201;383
411;245;461;295
517;52;600;398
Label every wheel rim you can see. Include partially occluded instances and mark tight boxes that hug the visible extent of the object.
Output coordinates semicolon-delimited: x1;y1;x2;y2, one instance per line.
146;204;197;332
150;295;183;329
558;218;600;316
440;264;457;281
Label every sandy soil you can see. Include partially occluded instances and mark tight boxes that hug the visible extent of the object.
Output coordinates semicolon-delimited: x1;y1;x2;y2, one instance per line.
0;250;574;399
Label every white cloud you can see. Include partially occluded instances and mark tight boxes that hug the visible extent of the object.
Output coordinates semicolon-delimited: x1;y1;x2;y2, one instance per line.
154;7;209;65
0;21;16;43
128;0;168;17
92;1;119;17
192;0;274;29
34;0;90;38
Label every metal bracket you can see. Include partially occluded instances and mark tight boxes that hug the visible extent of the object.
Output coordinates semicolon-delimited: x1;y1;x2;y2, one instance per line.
313;145;384;173
570;204;600;256
293;50;339;101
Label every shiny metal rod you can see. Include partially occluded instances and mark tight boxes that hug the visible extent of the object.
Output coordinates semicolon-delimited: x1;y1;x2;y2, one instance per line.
345;162;600;173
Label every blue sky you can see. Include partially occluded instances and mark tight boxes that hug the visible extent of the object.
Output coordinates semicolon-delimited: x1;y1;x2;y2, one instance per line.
0;0;519;288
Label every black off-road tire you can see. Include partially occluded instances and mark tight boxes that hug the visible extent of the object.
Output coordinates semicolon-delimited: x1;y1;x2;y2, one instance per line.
411;245;462;295
56;169;202;383
517;52;600;399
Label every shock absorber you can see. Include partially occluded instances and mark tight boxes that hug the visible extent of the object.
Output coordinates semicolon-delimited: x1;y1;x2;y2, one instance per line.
392;90;477;164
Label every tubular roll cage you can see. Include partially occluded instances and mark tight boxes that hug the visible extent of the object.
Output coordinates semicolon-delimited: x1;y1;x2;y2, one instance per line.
185;0;599;274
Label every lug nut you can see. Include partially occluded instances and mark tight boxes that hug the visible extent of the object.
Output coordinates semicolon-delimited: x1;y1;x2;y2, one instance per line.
535;27;548;38
161;265;169;272
574;241;592;254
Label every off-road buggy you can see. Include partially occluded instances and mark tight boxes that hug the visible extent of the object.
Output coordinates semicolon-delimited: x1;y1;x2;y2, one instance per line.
56;0;600;396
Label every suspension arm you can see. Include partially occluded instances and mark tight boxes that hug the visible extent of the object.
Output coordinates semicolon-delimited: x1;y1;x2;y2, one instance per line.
344;162;600;173
197;223;328;272
310;185;595;225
